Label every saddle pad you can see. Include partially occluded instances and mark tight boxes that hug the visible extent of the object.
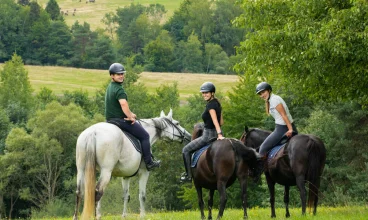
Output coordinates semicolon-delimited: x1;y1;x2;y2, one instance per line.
122;131;142;153
191;145;210;168
267;144;285;162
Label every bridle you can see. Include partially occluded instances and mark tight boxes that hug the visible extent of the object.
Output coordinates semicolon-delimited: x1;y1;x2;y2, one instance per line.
138;118;190;144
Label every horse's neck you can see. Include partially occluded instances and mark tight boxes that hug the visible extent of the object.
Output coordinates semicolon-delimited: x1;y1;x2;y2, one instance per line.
140;119;160;144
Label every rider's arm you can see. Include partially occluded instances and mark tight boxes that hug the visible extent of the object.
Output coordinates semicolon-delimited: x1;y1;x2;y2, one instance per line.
275;103;293;137
209;109;224;139
119;99;136;123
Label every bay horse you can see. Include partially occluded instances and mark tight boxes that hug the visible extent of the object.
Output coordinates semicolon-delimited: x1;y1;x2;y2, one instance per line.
240;127;326;218
190;123;259;220
72;109;191;220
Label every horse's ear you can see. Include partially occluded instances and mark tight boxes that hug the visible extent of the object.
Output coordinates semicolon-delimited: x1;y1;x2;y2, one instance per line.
160;110;165;117
167;108;173;119
244;125;249;133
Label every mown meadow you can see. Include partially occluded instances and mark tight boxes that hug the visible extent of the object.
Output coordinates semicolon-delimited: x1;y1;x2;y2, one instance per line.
34;206;368;220
2;64;238;101
36;0;183;30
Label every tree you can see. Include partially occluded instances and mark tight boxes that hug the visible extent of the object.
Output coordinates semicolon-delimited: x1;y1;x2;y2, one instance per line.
173;33;203;73
143;30;175;72
0;53;34;124
45;0;62;21
234;0;368;106
204;43;229;74
0;0;22;62
46;21;72;65
70;21;98;67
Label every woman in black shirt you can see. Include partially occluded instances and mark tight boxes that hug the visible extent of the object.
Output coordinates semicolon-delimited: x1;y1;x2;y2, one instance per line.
181;82;224;182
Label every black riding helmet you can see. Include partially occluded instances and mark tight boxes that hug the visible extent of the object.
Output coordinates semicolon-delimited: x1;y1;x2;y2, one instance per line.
109;63;126;75
256;82;272;94
200;82;216;93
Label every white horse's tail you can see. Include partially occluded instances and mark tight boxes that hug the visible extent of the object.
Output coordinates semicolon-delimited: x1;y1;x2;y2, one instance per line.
81;131;96;220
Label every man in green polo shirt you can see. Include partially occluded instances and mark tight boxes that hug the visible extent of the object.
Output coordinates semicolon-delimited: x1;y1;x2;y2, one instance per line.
105;63;161;171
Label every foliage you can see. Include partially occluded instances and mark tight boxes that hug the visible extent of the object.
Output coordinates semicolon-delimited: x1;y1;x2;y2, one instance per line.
45;0;62;21
0;54;34;124
234;0;368;106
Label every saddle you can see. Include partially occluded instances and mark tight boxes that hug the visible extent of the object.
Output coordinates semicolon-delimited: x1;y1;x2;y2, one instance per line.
107;120;142;153
267;131;298;161
191;138;217;168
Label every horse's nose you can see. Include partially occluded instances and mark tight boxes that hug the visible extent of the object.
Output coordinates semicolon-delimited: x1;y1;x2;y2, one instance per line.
184;131;192;142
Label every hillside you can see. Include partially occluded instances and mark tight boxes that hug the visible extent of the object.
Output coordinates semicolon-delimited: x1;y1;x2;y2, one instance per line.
36;0;183;30
0;64;238;100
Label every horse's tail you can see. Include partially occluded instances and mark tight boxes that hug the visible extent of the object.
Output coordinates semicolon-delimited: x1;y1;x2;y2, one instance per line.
306;136;325;211
81;131;96;220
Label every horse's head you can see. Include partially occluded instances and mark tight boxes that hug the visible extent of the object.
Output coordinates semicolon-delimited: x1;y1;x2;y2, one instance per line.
240;126;270;152
192;122;204;140
156;109;191;143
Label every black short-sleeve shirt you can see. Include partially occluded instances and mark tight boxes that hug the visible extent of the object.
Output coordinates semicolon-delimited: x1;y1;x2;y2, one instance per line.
202;99;222;129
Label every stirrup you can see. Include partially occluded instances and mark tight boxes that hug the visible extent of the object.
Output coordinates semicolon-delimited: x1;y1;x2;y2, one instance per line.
180;172;192;183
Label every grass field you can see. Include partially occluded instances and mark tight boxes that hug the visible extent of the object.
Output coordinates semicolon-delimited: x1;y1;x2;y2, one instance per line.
34;206;368;220
0;64;239;101
36;0;183;30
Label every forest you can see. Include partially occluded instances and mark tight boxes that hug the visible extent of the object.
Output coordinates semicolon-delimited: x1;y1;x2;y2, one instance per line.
0;0;367;218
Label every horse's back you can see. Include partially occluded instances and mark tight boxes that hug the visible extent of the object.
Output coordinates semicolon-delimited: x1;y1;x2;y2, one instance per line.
76;122;142;176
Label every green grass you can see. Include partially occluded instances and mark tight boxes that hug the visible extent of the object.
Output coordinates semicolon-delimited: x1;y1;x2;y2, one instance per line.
0;64;239;101
33;206;368;220
36;0;183;30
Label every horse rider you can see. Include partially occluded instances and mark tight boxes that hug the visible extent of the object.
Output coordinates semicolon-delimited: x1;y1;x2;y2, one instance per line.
181;82;224;182
105;63;161;171
255;82;298;168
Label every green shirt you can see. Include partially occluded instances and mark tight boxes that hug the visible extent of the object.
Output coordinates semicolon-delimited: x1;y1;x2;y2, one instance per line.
105;81;128;120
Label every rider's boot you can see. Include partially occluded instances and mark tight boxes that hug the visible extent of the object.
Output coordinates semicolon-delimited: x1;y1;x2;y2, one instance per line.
180;153;192;182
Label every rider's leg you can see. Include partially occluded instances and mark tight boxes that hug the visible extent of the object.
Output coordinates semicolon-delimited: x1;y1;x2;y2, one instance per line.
181;128;217;180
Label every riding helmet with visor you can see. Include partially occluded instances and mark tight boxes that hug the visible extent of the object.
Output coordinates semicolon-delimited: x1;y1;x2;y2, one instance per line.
256;82;272;94
109;63;126;75
200;82;216;93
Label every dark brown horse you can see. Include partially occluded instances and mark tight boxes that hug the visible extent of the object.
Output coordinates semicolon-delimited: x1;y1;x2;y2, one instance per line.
191;123;259;220
240;127;326;218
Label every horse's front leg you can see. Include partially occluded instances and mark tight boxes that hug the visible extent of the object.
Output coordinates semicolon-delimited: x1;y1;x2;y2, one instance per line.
217;181;228;220
208;189;215;220
138;170;150;218
284;185;290;218
195;185;205;220
238;171;248;219
265;173;276;218
295;175;307;215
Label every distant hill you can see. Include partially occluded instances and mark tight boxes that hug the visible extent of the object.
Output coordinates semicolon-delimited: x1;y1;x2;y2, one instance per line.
0;64;238;100
36;0;183;30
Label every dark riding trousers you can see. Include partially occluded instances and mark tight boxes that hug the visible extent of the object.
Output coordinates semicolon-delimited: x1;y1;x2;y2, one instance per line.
259;123;298;156
182;128;217;155
107;118;152;163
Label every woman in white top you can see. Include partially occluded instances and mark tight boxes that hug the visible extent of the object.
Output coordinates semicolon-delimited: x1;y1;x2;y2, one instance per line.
256;82;298;156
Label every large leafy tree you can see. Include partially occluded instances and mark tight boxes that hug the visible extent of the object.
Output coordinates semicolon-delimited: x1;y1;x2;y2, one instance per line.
45;0;62;21
0;54;34;124
173;33;203;73
143;30;175;72
234;0;368;106
0;0;22;62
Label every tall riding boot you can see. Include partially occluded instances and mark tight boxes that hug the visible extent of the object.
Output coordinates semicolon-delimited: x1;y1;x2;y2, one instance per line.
180;153;192;182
